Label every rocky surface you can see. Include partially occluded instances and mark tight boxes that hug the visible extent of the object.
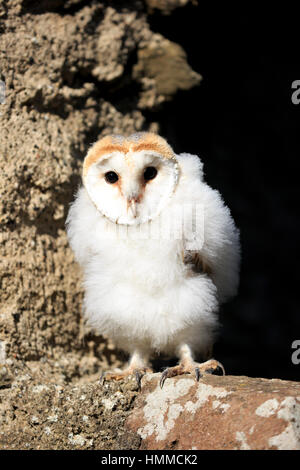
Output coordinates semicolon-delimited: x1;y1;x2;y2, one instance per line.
0;358;141;450
133;34;201;108
1;364;300;450
127;373;300;450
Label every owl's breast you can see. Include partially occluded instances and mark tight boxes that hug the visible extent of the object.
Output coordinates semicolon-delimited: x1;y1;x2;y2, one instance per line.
87;236;186;294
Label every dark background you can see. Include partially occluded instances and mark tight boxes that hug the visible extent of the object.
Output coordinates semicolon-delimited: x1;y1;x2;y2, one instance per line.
147;5;300;381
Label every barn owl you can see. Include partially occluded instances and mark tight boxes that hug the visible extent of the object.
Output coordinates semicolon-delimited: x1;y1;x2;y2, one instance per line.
66;132;240;388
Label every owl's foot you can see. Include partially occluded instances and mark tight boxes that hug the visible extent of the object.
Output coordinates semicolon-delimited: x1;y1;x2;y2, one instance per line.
160;358;225;389
100;366;153;390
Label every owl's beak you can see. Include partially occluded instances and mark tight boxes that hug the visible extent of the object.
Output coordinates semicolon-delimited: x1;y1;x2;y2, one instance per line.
127;198;137;218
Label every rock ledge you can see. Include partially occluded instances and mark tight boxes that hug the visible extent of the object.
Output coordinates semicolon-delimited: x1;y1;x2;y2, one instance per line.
1;364;300;450
127;373;300;450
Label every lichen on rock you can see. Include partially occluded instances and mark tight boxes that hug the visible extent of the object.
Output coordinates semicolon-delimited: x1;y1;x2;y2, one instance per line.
126;374;300;450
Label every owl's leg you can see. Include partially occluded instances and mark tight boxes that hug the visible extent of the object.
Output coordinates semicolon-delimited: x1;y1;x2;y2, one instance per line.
100;350;152;389
160;344;224;388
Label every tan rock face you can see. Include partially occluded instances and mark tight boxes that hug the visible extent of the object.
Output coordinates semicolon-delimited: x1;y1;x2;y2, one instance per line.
145;0;195;15
133;35;202;108
126;374;300;450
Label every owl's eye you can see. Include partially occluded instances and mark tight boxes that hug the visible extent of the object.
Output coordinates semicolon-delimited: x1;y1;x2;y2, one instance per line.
104;171;119;184
144;166;157;181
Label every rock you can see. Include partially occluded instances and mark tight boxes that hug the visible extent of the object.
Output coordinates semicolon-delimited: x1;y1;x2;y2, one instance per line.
1;366;300;450
126;373;300;450
0;359;141;449
145;0;196;15
133;34;202;108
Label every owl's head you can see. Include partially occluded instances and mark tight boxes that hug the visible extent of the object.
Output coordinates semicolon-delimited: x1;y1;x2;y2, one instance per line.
82;132;179;225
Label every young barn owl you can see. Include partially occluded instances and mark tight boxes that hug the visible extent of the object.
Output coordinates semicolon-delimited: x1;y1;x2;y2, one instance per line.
66;132;240;387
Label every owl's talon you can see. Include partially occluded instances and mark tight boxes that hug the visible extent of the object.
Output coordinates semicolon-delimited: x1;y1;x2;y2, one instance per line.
160;369;169;389
195;367;202;381
135;370;143;390
160;365;183;388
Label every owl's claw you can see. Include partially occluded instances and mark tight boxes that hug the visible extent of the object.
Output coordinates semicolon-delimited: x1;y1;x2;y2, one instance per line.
134;369;144;391
159;369;169;389
195;367;202;381
159;359;225;388
133;367;153;389
160;364;183;388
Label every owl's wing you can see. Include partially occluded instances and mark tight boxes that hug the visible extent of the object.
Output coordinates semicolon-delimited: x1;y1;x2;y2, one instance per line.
184;183;240;304
177;153;240;304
